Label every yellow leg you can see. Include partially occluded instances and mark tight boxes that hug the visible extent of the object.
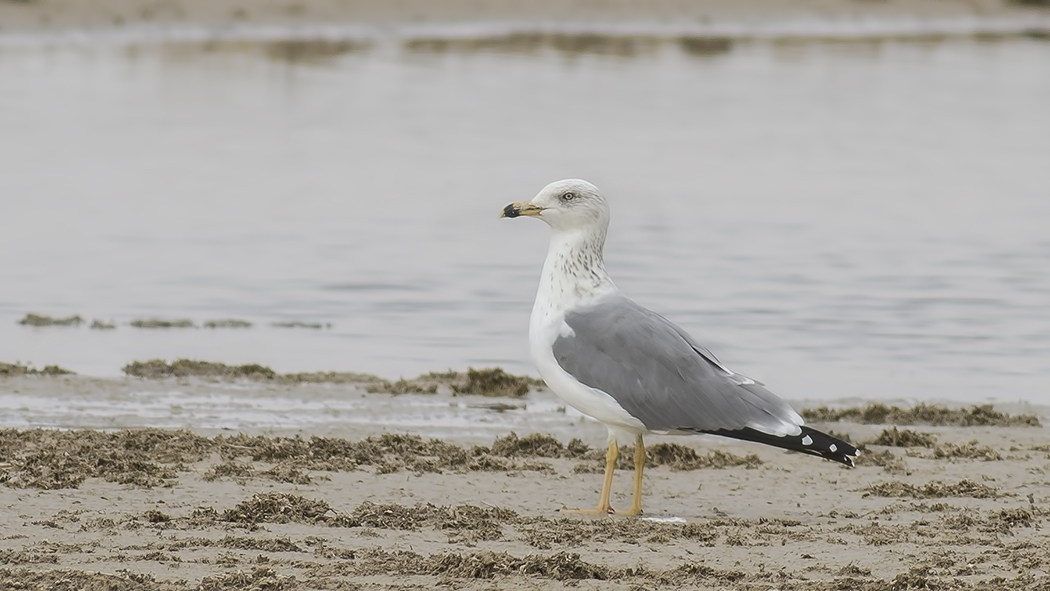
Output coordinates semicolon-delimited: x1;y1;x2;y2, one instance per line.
563;439;618;514
624;434;645;515
597;439;618;513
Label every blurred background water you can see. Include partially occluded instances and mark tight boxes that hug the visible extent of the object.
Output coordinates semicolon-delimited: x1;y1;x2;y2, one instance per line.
1;32;1048;405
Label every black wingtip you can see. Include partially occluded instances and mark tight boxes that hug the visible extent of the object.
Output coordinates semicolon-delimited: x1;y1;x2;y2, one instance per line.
704;426;859;467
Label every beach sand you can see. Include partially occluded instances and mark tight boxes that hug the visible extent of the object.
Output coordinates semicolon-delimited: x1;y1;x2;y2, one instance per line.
0;0;1046;35
1;375;1048;590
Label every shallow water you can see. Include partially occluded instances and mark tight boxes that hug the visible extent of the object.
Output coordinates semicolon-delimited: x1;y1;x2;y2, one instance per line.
0;376;602;442
2;35;1049;407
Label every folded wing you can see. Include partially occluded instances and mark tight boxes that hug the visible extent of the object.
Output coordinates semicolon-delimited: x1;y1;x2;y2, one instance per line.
552;295;804;437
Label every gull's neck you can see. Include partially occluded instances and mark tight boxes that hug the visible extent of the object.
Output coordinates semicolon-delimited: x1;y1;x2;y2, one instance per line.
534;226;616;316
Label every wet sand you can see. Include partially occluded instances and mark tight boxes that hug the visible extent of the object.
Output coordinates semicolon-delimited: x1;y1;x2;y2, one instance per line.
1;376;1048;589
1;0;1047;36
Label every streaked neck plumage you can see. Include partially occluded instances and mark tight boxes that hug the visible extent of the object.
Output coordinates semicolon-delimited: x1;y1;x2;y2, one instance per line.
533;225;617;320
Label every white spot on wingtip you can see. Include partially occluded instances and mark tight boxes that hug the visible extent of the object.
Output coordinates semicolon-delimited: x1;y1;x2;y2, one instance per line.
801;435;813;446
829;444;837;452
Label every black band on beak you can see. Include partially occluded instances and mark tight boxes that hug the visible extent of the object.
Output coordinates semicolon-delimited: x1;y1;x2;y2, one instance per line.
503;204;521;218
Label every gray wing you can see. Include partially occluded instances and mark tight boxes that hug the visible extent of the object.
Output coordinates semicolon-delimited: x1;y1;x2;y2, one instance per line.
552;294;802;434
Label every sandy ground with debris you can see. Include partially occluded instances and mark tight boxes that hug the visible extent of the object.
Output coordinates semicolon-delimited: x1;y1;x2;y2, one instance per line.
0;0;1046;35
1;377;1048;590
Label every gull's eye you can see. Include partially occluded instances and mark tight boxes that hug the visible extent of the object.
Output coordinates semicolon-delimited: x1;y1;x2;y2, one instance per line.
561;192;576;202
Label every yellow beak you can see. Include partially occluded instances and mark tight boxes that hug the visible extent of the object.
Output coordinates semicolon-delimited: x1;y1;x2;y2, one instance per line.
501;202;545;218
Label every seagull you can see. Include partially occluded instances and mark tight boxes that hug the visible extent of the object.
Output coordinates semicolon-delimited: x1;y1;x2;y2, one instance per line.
502;179;858;515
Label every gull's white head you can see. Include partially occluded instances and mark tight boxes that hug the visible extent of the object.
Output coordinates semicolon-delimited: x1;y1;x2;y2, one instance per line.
502;179;609;233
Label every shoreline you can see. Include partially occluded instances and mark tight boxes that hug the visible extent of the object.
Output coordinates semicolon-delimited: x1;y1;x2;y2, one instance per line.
2;371;1047;449
0;0;1048;44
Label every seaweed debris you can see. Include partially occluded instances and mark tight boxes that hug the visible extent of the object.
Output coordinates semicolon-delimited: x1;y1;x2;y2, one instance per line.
341;501;516;539
123;359;276;380
468;402;524;412
854;449;907;474
222;492;333;524
366;367;544;397
279;371;387;384
400;32;730;63
0;429;818;491
423;550;610;580
0;429;211;489
0;569;182;590
216;431;572;476
216;497;722;550
263;38;369;62
118;358;542;393
574;442;762;473
271;321;330;329
0;430;628;490
489;432;590;458
18;313;83;326
867;427;938;448
200;567;295;590
202;319;252;328
933;441;1003;461
202;461;256;482
802;403;1040;427
129;318;196;328
0;362;74;377
454;367;541;397
864;479;1004;499
347;547;613;580
646;444;763;470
